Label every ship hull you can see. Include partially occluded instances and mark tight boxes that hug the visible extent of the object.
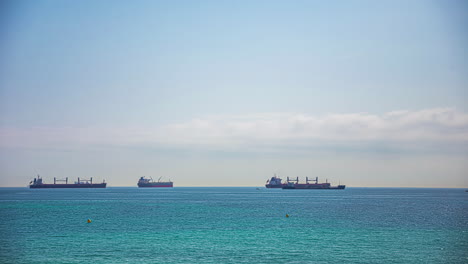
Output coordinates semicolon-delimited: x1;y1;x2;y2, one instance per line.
138;183;173;188
30;183;107;189
265;184;287;188
282;184;345;190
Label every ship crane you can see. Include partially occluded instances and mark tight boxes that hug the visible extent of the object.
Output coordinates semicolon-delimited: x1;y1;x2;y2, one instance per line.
306;177;319;184
287;177;299;184
77;177;93;184
54;177;68;184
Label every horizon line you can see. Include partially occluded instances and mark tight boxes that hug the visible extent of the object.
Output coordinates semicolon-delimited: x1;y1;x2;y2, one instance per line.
1;185;467;189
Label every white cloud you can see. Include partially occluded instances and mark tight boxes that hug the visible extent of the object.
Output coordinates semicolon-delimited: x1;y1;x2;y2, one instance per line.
1;108;468;153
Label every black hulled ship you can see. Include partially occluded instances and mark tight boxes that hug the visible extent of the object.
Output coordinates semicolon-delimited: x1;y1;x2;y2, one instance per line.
29;175;107;188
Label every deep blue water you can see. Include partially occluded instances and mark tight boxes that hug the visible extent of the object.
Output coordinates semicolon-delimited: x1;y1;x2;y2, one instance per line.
0;187;467;263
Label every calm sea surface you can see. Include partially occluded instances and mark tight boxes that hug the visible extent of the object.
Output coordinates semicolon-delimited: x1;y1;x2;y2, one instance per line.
0;187;466;263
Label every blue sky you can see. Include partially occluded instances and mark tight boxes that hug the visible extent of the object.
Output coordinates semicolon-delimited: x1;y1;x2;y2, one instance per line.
0;0;467;187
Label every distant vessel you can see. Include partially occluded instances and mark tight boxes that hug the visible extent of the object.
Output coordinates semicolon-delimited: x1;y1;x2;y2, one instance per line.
29;175;107;188
137;177;173;188
282;177;345;190
265;174;287;188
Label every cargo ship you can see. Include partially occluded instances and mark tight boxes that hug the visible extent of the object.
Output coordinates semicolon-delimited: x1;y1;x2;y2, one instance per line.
137;176;173;188
265;174;287;188
29;175;107;188
282;177;345;190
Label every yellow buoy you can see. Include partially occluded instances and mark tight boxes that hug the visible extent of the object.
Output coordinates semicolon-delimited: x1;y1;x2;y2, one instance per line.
87;219;92;223
285;214;289;218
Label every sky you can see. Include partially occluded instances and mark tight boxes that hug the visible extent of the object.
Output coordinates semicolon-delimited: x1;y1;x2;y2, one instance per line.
0;0;467;187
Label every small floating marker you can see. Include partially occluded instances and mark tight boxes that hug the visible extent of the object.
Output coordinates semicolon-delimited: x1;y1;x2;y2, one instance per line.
285;214;289;218
87;219;92;223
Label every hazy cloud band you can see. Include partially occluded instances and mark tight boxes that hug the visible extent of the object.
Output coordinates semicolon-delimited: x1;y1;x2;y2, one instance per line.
1;108;468;152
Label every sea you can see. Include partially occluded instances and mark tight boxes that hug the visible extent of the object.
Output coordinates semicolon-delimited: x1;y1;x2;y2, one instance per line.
0;187;466;264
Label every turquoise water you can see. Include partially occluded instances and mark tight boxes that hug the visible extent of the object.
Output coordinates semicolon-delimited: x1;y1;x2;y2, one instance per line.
0;187;466;263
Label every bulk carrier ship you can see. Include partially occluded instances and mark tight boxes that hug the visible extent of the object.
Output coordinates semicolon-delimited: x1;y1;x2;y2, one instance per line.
29;175;107;188
137;177;173;188
265;175;344;189
282;177;345;190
